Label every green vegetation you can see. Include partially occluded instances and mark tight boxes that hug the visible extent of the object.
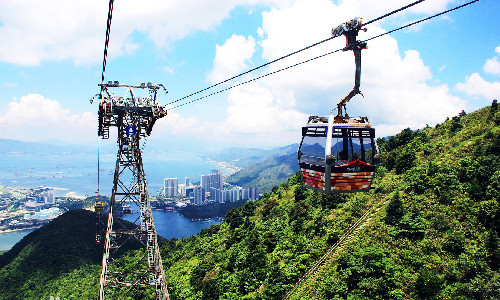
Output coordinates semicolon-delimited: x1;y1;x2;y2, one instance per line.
0;210;103;299
57;195;109;211
178;200;248;219
1;103;500;299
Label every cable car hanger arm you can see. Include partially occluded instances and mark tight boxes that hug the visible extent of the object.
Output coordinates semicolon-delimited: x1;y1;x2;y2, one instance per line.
331;18;367;118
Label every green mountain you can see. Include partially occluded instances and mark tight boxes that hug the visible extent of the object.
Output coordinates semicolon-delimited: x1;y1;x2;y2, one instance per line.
201;144;298;168
0;210;143;300
225;151;299;193
2;102;500;299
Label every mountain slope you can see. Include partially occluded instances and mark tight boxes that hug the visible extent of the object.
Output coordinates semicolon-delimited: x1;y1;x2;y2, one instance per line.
162;102;500;299
225;151;299;193
201;144;298;168
2;103;500;299
0;210;144;300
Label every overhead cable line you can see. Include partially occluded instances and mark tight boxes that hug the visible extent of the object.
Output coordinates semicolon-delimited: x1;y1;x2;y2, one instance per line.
96;0;114;197
168;0;429;107
165;36;337;107
168;0;479;111
168;48;343;110
363;0;480;43
101;0;114;89
361;0;425;27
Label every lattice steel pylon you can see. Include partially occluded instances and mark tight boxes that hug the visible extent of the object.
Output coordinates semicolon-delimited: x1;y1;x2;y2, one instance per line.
97;81;169;300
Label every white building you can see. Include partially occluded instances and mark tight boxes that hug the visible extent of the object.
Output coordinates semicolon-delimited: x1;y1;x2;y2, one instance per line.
164;178;179;197
201;170;223;190
193;187;205;205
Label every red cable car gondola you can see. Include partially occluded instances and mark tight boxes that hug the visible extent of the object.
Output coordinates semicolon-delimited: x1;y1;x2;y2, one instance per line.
298;17;378;194
298;114;377;193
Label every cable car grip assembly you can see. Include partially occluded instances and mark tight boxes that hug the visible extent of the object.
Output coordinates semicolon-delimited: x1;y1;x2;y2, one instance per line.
332;17;367;119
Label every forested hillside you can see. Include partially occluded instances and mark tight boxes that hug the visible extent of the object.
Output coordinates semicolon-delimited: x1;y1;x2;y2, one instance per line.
1;102;499;299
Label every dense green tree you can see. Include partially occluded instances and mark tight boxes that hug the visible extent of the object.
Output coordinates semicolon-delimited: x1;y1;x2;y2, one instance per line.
395;147;416;174
485;230;500;271
385;193;405;226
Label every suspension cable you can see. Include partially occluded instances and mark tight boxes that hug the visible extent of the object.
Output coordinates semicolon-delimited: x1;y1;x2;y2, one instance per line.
168;0;430;106
97;0;114;198
168;48;343;110
362;0;426;27
165;35;337;107
168;0;479;111
101;0;114;92
363;0;479;43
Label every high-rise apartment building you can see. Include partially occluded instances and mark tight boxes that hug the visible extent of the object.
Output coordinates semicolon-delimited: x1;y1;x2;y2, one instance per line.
193;187;205;205
164;178;179;197
201;170;223;190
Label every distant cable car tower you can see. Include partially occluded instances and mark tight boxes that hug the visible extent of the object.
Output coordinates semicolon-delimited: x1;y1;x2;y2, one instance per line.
97;81;169;300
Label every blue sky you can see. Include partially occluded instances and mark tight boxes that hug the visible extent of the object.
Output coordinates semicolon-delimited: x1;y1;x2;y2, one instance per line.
0;0;498;149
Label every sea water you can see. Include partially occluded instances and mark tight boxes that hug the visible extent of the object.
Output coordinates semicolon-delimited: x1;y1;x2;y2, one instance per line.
0;153;229;250
0;153;232;197
0;229;36;251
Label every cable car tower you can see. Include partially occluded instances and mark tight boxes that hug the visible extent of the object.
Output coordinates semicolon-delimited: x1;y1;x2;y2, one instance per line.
97;81;169;300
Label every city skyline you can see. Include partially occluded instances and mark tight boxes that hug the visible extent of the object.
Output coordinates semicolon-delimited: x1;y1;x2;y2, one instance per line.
164;169;260;205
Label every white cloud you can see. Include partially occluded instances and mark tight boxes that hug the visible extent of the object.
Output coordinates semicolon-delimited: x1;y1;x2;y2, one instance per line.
439;65;446;71
0;94;96;143
225;82;307;134
0;0;454;66
0;0;295;66
156;0;468;144
496;46;500;54
455;73;500;100
162;66;174;74
247;0;464;138
207;34;256;83
484;56;500;75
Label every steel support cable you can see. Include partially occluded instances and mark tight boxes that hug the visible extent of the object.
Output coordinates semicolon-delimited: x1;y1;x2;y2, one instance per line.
97;0;114;200
168;48;343;110
168;0;426;107
363;0;480;44
361;0;426;27
168;0;479;112
165;35;337;106
101;0;114;88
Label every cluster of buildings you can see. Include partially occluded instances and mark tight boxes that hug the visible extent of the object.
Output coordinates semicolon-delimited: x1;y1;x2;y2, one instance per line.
164;169;260;206
24;186;56;211
23;207;61;221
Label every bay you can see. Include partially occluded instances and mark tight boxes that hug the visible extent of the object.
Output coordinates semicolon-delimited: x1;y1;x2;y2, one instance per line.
122;209;221;240
0;152;232;197
0;153;230;250
0;229;36;251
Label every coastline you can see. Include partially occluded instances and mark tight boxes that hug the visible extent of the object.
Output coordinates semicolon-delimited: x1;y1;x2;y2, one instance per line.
0;226;42;234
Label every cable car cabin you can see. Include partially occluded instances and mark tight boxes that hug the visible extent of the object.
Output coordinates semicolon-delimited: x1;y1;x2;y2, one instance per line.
94;201;104;213
298;114;377;194
122;205;132;215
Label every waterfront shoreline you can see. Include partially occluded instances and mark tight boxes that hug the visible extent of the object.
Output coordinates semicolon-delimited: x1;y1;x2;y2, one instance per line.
0;226;42;234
